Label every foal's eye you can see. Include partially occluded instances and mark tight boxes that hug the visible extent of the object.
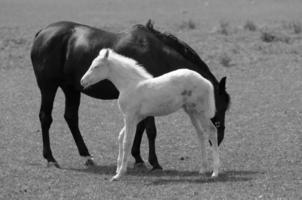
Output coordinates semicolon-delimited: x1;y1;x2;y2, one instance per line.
93;63;101;69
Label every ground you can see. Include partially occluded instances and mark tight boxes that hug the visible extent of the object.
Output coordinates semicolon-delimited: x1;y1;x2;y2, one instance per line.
0;0;301;199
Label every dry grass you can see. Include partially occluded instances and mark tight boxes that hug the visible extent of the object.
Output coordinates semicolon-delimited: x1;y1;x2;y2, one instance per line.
1;0;301;199
289;21;302;34
244;20;257;32
177;19;197;31
219;53;233;67
217;20;232;35
260;29;291;43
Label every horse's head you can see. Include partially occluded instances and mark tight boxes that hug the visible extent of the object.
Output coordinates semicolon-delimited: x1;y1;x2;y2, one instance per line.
81;49;111;89
211;77;231;146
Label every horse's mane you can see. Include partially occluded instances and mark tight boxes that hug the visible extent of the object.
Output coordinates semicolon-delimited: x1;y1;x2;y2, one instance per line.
107;49;153;79
143;22;231;109
145;20;208;70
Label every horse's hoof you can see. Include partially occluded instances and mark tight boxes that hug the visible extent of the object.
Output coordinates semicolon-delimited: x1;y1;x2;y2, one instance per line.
85;158;96;167
133;162;147;169
47;161;60;168
151;165;163;171
149;166;163;173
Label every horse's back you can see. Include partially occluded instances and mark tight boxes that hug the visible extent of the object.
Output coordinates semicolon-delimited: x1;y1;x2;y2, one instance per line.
31;21;100;70
31;22;116;88
31;21;179;98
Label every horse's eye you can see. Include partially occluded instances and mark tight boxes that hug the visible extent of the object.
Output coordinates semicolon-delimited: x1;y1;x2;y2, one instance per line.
214;122;221;128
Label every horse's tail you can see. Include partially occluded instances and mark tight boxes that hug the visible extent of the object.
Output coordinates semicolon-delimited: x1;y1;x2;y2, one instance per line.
205;80;216;119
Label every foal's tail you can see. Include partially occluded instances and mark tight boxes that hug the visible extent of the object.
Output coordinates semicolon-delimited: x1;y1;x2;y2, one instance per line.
205;81;216;119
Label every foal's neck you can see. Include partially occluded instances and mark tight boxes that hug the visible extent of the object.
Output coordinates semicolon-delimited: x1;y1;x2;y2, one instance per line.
107;58;151;92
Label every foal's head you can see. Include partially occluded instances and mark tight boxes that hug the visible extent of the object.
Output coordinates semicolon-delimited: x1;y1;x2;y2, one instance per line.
212;77;231;145
81;49;111;89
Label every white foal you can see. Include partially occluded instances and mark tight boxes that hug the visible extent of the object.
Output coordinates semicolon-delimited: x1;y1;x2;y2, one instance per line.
81;49;220;181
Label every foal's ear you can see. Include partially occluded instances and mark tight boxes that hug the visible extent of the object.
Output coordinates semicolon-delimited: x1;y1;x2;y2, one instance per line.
219;76;227;91
104;49;109;59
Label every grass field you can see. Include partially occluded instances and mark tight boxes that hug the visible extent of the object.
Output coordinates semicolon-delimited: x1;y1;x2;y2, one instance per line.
0;0;301;199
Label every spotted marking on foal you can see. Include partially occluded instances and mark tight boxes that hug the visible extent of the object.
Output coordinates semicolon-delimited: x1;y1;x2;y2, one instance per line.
184;103;197;111
181;90;192;96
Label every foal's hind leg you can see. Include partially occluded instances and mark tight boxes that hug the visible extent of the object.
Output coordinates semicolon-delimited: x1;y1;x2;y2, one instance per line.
61;85;94;166
39;84;59;167
187;112;207;174
200;118;220;177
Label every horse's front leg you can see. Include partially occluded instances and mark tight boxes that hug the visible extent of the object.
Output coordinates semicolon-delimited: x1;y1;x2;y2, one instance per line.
131;119;146;166
111;115;138;181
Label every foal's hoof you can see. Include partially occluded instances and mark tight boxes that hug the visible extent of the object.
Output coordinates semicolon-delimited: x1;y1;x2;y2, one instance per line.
211;171;218;178
47;161;60;168
110;174;121;182
85;158;96;167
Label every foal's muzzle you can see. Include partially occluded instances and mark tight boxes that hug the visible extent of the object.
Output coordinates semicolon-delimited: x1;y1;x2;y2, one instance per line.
80;78;89;89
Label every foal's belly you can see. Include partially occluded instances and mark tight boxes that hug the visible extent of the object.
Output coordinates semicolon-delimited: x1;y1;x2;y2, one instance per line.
140;96;183;117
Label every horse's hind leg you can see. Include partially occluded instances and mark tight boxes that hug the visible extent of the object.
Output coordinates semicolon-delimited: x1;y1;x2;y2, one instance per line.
131;119;146;167
200;117;220;177
145;117;162;170
39;84;59;167
61;85;94;166
131;117;162;170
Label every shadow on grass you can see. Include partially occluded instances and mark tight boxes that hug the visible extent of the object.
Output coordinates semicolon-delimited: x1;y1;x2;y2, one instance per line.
66;164;263;184
147;170;263;185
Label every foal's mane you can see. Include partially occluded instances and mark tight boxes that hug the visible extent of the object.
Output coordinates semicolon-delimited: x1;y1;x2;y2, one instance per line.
145;20;209;71
108;49;153;79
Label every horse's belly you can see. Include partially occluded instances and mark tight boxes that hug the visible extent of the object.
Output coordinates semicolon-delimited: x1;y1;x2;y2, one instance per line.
81;80;119;99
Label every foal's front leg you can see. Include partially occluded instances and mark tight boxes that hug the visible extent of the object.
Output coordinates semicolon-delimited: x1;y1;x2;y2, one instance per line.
201;118;220;177
116;126;125;174
111;115;137;181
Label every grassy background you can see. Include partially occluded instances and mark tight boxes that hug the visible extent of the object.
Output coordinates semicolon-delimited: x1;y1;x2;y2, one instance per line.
0;0;301;199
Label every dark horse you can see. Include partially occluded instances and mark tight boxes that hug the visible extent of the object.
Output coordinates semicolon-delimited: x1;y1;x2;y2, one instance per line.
31;20;230;169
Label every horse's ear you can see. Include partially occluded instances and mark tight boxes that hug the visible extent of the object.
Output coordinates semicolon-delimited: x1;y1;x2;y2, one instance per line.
146;19;154;29
104;49;109;59
219;77;227;91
